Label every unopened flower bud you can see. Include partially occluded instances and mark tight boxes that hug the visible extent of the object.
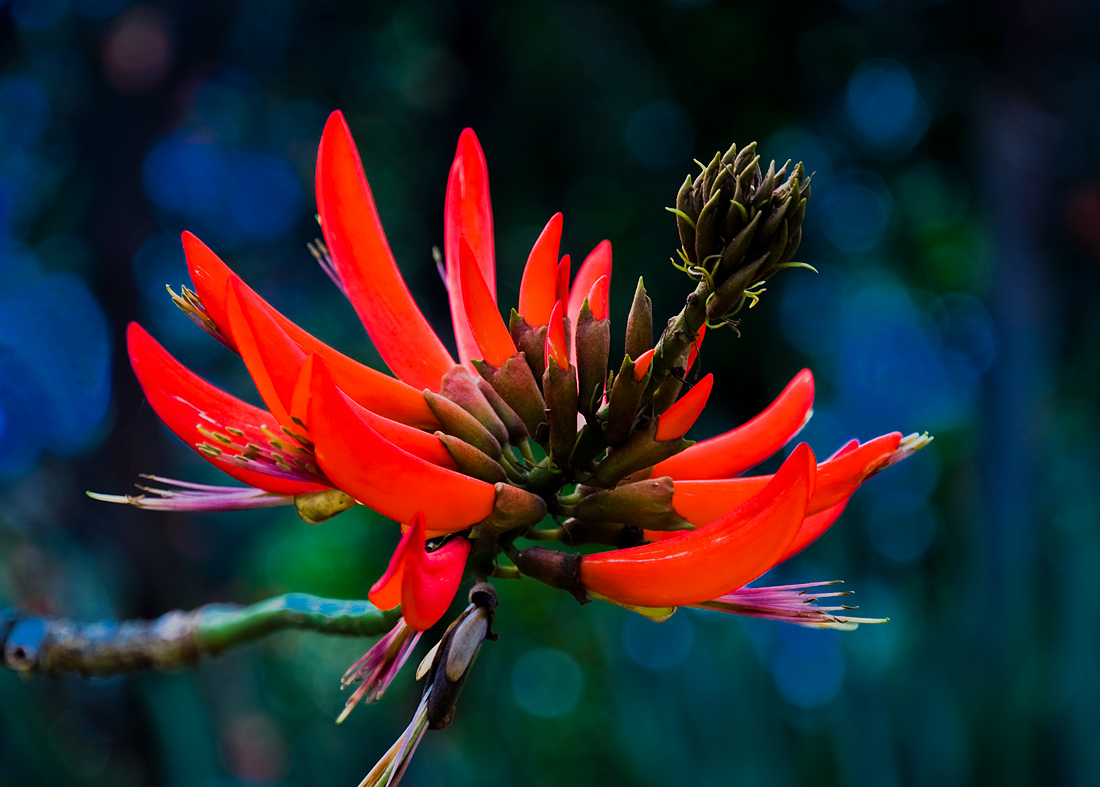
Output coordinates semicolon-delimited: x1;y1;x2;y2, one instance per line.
424;390;502;458
509;311;549;383
574;300;610;420
294;489;356;525
542;358;578;470
572;476;690;532
673;142;810;314
436;433;509;484
590;420;692;488
603;354;648;446
473;354;548;439
439;366;510;447
624;278;653;361
470;482;548;539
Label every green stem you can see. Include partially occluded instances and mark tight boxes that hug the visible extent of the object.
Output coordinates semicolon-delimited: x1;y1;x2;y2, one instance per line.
1;595;401;678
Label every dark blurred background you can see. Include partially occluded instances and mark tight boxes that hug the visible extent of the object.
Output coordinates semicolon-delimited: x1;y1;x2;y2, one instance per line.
1;0;1098;785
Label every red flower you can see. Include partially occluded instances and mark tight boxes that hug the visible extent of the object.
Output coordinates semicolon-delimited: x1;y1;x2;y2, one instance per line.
95;109;929;639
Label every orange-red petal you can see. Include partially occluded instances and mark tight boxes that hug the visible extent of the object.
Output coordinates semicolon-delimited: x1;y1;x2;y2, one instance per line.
568;241;612;369
369;514;471;630
556;255;571;306
633;348;655;381
458;237;517;367
518;213;563;327
669;432;903;527
183;232;439;429
655;373;713;441
586;275;610;322
316;111;455;390
308;360;496;532
579;444;816;607
294;355;456;469
444;128;496;364
127;323;326;496
778;498;850;562
685;324;706;374
545;300;568;371
651;369;814;480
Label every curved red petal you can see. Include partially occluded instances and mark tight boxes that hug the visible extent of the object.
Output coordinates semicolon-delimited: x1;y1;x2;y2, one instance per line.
225;277;298;429
651;368;814;480
587;275;610;322
545;300;568;371
778;497;850;562
580;444;816;607
127;323;326;496
655;373;713;442
316;111;454;390
444;128;496;364
518;213;563;327
567;240;612;325
459;237;517;367
183;232;439;429
368;519;415;612
403;532;471;631
295;355;456;469
685;324;706;374
670;432;903;527
556;256;571;306
308;359;496;531
633;348;655;381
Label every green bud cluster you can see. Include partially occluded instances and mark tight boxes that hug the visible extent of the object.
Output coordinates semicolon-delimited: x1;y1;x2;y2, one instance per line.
672;143;811;323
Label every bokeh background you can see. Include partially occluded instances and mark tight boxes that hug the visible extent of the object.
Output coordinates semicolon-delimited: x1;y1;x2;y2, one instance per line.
1;0;1097;784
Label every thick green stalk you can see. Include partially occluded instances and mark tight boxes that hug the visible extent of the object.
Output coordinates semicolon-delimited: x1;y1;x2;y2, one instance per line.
1;594;401;678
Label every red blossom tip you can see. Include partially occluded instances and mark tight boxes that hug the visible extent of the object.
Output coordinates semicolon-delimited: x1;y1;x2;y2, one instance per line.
445;128;496;364
545;300;569;371
586;275;610;322
633;348;655;382
655;373;713;441
458;237;517;367
556;255;571;306
518;213;563;327
317;111;454;390
652;368;814;480
369;513;472;631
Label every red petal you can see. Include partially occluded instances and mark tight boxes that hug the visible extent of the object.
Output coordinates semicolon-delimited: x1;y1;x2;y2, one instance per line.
458;237;517;367
655;374;713;441
556;255;571;306
127;323;326;496
778;497;850;562
369;515;471;630
183;232;439;429
579;444;816;607
444;128;496;364
568;240;612;368
296;355;457;469
308;359;496;532
587;275;610;322
670;433;903;527
225;276;298;428
685;324;706;374
651;369;814;480
316;111;455;390
518;213;563;327
633;348;655;381
545;300;569;371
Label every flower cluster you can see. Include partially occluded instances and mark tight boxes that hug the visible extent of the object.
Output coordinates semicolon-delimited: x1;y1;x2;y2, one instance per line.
95;111;929;785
